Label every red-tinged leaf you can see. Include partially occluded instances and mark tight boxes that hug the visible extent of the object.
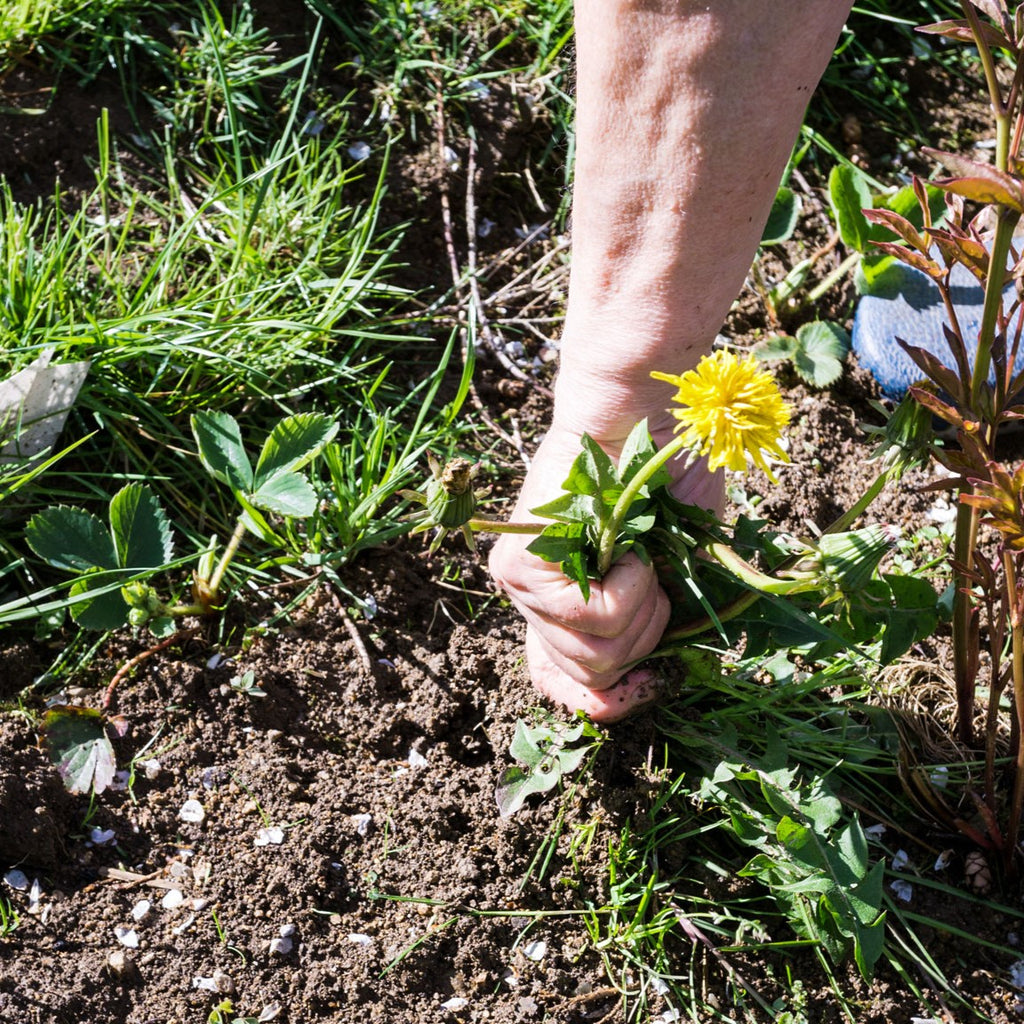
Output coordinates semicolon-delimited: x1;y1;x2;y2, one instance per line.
913;176;934;230
917;18;1011;49
927;228;991;270
868;241;943;277
925;150;1024;212
863;208;930;252
899;343;968;404
40;705;117;795
906;385;965;429
940;323;973;388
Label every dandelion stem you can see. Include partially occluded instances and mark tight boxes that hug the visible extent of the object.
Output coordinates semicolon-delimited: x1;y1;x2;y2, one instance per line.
596;434;693;576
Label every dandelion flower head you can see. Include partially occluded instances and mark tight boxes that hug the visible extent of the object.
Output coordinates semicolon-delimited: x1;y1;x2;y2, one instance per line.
652;350;791;481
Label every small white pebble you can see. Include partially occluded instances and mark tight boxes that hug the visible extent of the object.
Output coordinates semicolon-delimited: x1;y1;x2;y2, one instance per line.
193;898;210;911
179;799;205;823
407;748;428;768
172;912;195;935
352;814;372;836
650;977;670;995
114;926;140;948
4;870;28;891
161;889;185;910
258;1005;282;1023
255;827;285;847
142;759;161;780
193;976;218;992
441;997;469;1010
523;940;547;961
348;933;372;946
269;936;293;956
130;899;151;922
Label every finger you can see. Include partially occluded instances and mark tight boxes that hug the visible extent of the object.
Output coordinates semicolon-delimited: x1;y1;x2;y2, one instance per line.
525;635;664;723
522;583;670;685
492;545;661;640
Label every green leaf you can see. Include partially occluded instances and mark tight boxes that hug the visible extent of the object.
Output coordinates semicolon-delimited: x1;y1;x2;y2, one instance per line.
253;413;339;489
829;164;873;252
495;762;559;816
618;419;664;490
249;473;318;518
109;483;174;569
753;335;798;362
26;506;117;572
793;321;850;388
69;572;130;630
566;434;619;504
527;522;593;601
761;186;802;245
509;719;545;769
878;574;940;664
41;705;117;795
192;411;253;492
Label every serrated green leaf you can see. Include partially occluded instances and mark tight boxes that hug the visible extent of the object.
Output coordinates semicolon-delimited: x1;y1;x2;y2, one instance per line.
26;506;117;572
527;522;593;601
529;491;598;525
249;472;318;518
762;186;802;245
253;413;339;489
41;705;117;795
829;164;873;252
192;411;253;492
618;419;663;489
566;434;619;503
753;335;798;362
793;321;850;388
109;483;174;569
69;572;130;630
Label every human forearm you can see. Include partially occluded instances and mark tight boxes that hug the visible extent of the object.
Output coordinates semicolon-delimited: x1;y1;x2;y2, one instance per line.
556;0;853;441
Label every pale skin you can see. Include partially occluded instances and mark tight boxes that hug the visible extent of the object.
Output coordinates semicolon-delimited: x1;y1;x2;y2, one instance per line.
489;0;855;722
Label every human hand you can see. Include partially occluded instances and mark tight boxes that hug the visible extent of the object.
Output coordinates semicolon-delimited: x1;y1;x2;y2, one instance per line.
489;423;718;723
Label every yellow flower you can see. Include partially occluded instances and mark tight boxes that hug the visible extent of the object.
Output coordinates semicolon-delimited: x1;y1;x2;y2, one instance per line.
652;350;791;481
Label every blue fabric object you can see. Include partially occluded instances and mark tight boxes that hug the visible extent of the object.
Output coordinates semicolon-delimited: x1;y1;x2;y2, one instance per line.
851;258;1017;400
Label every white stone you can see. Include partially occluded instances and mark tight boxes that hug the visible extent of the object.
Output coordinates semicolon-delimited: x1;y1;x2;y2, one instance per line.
161;889;185;910
130;900;151;922
179;799;205;823
114;926;140;948
523;940;547;962
255;827;285;847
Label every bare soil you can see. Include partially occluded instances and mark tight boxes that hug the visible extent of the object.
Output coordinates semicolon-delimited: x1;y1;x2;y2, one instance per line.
2;6;1022;1023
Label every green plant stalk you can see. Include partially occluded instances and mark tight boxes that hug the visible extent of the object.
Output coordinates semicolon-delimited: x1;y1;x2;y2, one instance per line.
597;434;693;576
703;541;819;597
205;517;249;603
949;2;1021;747
466;516;545;535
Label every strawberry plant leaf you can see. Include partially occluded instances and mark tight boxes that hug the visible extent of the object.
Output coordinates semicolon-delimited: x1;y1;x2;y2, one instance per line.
41;705;117;795
249;472;318;518
109;483;174;570
793;321;850;388
69;572;131;630
192;410;253;492
253;412;338;489
26;506;117;572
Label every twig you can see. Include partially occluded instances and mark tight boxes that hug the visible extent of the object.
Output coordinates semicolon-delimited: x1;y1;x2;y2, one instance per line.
330;590;375;676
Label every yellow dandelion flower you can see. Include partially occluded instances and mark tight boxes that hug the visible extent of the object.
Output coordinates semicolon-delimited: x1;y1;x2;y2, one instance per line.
652;350;791;481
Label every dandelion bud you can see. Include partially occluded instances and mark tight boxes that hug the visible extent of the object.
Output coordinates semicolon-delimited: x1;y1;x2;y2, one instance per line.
426;458;478;529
